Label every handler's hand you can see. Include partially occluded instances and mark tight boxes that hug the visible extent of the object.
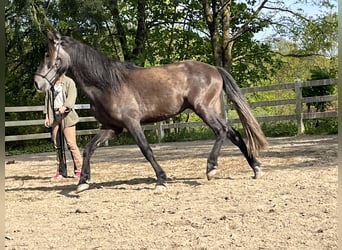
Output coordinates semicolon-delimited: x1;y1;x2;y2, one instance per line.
44;117;50;127
59;106;67;114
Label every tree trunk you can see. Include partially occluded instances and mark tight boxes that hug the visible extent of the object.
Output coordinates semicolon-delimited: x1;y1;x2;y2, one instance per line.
202;0;232;71
105;0;131;61
221;0;233;72
132;0;147;66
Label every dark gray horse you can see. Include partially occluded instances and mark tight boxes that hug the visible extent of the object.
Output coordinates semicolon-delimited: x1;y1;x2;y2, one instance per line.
34;31;267;193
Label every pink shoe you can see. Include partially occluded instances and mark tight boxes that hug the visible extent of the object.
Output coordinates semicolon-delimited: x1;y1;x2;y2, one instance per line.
74;171;81;178
51;173;65;181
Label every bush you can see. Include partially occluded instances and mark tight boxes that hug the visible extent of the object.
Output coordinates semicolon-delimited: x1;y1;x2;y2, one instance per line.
163;126;214;142
304;118;338;135
261;121;298;137
6;139;53;156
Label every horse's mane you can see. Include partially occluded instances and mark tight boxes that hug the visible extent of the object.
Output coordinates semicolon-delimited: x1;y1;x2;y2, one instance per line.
61;36;135;91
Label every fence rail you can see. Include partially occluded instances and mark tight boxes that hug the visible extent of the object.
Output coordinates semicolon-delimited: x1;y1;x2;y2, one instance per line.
5;78;338;142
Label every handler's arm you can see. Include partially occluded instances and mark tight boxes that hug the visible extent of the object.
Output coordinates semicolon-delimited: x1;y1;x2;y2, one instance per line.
63;78;77;110
43;91;49;114
43;92;50;127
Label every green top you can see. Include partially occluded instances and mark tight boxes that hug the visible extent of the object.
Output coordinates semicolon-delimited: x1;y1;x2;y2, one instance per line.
44;75;80;127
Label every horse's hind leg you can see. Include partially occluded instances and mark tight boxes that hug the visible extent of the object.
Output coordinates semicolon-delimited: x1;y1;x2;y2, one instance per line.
76;129;117;193
206;125;226;180
198;113;227;180
226;126;261;179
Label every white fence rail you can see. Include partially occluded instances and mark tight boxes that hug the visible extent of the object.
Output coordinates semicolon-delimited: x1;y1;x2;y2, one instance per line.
5;79;338;142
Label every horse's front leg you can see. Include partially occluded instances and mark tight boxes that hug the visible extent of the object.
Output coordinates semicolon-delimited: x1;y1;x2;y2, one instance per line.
126;121;167;189
76;128;117;193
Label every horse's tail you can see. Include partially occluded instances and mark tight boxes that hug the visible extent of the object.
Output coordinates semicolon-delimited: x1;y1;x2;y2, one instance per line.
217;67;268;155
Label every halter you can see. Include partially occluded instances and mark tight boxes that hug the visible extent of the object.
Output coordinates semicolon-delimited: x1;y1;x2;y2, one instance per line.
35;41;62;87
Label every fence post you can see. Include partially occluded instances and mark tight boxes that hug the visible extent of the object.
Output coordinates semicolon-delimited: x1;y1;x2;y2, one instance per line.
157;122;164;143
220;91;228;122
294;79;304;134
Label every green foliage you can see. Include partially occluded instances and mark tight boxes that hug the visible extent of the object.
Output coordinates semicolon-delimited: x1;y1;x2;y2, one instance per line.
304;118;338;135
163;127;214;142
6;139;53;156
302;67;336;112
261;122;298;137
267;10;337;84
297;13;338;58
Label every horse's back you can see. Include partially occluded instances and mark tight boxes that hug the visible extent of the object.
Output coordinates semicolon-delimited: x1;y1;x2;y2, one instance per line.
128;60;221;93
117;60;223;122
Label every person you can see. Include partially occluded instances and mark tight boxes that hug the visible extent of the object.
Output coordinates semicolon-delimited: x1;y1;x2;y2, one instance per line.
44;74;83;180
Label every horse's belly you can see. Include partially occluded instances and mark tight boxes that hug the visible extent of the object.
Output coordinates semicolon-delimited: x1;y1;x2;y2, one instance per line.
140;112;179;124
140;100;189;124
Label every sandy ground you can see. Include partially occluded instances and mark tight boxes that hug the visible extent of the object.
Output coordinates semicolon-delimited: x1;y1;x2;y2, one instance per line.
5;135;337;249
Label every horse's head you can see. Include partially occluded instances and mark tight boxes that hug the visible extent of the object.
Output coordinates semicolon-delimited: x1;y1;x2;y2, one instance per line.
34;30;71;92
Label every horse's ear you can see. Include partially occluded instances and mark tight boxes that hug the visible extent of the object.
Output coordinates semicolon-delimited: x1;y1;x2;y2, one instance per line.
47;30;61;44
47;30;61;59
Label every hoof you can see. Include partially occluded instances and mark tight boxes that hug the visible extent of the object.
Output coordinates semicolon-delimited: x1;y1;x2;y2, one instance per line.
253;166;263;179
154;183;167;193
206;168;217;181
76;183;90;193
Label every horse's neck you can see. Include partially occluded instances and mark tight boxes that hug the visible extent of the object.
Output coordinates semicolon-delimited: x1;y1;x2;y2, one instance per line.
68;67;99;101
69;68;85;86
68;58;97;84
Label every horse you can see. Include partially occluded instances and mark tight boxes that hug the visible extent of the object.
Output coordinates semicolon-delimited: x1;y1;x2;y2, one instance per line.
34;30;268;193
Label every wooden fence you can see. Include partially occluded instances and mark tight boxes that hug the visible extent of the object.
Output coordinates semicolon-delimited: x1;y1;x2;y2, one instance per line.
5;78;338;143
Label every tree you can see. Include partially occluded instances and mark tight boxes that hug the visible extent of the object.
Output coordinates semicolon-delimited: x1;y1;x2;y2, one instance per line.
202;0;270;70
200;0;323;85
268;9;337;82
6;0;53;106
